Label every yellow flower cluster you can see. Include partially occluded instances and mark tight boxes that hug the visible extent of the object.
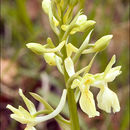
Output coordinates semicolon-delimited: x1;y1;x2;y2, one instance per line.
25;4;121;118
7;0;122;129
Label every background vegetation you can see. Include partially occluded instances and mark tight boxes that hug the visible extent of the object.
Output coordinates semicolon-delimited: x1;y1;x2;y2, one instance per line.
1;0;129;130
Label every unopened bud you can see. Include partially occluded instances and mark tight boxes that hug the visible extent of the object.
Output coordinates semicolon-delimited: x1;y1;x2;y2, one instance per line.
94;35;113;52
42;0;51;15
26;43;45;55
43;53;56;66
83;35;113;54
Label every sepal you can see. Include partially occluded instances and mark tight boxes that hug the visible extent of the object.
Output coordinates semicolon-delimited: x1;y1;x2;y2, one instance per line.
64;57;75;77
19;89;36;115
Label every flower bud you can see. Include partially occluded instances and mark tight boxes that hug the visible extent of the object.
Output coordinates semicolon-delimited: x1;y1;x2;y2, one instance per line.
26;43;45;55
42;0;51;15
47;37;55;48
70;20;96;34
43;53;56;66
93;35;113;52
83;35;113;54
64;57;75;77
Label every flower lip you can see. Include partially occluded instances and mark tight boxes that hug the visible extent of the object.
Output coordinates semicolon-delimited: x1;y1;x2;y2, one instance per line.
97;86;120;113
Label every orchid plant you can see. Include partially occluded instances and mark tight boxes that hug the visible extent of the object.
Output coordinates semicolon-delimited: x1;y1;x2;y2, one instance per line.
7;0;121;130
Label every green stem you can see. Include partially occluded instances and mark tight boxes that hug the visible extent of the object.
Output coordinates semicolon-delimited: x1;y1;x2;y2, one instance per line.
58;8;80;130
67;87;80;130
63;63;80;130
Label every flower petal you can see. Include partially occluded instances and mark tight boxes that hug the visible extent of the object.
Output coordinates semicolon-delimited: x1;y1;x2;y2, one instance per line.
105;66;122;82
6;105;22;116
19;89;36;115
10;114;28;124
55;55;63;74
79;89;99;118
104;55;116;76
66;43;78;57
76;15;87;25
64;57;75;77
97;86;120;113
18;106;32;118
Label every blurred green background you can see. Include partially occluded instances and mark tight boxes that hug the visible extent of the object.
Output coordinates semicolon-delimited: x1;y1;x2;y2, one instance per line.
0;0;129;130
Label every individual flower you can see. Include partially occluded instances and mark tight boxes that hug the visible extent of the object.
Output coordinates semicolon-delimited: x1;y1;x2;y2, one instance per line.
6;89;37;130
92;55;121;113
7;89;67;130
71;74;99;117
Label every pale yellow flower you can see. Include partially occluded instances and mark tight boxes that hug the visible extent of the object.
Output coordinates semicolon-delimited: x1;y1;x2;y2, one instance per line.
70;55;121;116
7;89;67;130
6;89;37;130
92;55;121;113
71;74;99;117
